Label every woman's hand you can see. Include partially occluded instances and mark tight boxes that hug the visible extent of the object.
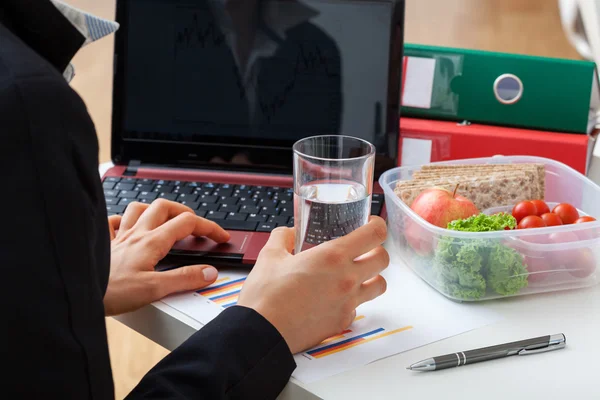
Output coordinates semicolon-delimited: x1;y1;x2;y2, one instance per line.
104;199;230;316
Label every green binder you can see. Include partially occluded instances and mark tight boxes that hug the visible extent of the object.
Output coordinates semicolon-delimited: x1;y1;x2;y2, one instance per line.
400;44;600;134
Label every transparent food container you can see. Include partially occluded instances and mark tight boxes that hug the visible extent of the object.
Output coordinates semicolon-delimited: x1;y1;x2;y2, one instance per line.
379;156;600;301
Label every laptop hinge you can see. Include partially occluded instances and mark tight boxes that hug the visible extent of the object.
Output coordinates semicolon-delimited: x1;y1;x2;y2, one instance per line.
124;160;142;176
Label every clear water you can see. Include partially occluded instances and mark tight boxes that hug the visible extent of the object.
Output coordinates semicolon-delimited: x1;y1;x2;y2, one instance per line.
294;182;371;253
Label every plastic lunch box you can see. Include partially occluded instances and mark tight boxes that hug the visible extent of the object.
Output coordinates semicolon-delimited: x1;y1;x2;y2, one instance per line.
379;155;600;301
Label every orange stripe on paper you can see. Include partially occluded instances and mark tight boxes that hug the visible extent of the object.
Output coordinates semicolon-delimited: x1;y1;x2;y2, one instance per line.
312;326;413;359
321;329;352;344
212;292;240;304
200;281;244;297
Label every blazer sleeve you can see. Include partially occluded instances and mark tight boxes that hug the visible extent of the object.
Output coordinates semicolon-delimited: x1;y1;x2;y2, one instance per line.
126;306;297;400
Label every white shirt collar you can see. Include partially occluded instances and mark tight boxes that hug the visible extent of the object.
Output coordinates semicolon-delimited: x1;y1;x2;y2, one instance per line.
50;0;119;81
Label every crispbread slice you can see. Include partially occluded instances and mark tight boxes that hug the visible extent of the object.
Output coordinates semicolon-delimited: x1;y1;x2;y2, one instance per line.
412;169;541;199
417;163;545;198
395;173;534;210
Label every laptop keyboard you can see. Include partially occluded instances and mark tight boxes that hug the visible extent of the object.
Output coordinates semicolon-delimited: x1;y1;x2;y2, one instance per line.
102;177;384;233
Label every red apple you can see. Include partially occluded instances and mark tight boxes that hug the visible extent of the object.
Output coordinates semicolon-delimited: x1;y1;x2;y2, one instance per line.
410;186;479;229
404;218;434;256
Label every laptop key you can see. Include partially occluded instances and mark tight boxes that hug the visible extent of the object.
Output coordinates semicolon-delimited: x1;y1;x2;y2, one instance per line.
104;190;118;197
269;216;289;225
198;203;219;211
257;223;278;233
103;182;116;190
159;193;178;201
120;177;137;183
206;211;227;220
106;205;126;214
195;210;207;218
226;212;248;221
173;186;194;195
212;220;258;232
105;197;119;205
180;201;200;210
115;182;135;191
219;196;239;205
119;190;139;199
134;184;155;192
260;206;277;215
277;207;293;217
153;184;175;193
239;205;259;214
371;202;382;215
239;198;257;206
138;178;156;184
104;177;121;183
176;193;198;202
247;214;268;222
139;191;158;200
118;198;137;206
214;187;233;196
199;195;219;203
218;203;240;213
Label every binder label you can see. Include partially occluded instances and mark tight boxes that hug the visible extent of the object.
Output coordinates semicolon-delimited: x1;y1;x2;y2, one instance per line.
402;56;436;109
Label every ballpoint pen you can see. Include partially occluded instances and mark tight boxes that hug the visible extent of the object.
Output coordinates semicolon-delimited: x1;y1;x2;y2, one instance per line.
407;333;566;371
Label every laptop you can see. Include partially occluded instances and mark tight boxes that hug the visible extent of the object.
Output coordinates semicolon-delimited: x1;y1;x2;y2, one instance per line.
103;0;405;268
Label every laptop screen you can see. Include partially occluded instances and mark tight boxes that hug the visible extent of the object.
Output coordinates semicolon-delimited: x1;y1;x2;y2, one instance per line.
112;0;404;176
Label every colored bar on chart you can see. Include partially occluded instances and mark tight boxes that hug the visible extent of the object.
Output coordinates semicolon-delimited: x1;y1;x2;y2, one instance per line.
197;277;246;297
321;329;352;344
209;289;241;305
307;326;413;359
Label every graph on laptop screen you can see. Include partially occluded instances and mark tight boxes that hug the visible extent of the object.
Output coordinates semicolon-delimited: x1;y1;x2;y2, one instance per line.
122;0;395;148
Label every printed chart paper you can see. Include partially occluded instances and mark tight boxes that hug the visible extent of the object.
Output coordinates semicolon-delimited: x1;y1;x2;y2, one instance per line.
161;260;501;383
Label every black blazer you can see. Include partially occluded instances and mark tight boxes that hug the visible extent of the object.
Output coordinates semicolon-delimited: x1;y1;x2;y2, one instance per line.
0;1;295;399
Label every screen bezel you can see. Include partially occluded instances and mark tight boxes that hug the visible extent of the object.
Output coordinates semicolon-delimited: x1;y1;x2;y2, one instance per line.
111;0;405;177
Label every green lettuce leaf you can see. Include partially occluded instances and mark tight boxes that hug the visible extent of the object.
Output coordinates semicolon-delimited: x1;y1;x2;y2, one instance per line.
487;244;529;295
447;212;517;232
431;213;527;300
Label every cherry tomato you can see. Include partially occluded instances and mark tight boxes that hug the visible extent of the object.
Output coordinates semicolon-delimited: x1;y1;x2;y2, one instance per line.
574;216;597;224
517;215;546;229
512;201;537;223
530;200;550;216
566;248;596;278
540;212;563;227
552;203;579;225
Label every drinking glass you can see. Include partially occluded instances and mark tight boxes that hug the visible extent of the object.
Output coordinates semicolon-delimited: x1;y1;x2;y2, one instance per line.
293;135;375;254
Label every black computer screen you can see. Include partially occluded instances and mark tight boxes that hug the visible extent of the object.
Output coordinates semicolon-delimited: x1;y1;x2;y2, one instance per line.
113;0;403;174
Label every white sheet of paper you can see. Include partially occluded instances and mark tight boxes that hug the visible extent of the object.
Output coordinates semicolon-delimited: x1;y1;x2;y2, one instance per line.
401;138;432;166
161;269;249;325
161;258;501;384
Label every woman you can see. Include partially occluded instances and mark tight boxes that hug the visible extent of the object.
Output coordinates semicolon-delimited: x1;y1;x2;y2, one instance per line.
0;1;389;399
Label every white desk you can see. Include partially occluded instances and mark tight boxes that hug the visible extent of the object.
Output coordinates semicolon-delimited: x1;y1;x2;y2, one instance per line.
115;252;600;400
102;162;600;399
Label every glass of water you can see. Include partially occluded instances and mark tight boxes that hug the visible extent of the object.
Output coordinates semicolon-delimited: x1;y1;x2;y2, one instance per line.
293;135;375;254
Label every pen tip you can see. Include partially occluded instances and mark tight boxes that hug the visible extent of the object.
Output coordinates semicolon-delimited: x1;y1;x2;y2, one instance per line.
406;367;412;370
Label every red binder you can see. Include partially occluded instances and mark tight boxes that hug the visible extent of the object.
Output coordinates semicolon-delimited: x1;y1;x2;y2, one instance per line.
398;118;596;175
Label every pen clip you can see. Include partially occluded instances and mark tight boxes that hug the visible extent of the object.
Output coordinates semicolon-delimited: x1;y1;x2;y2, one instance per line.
518;334;566;356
